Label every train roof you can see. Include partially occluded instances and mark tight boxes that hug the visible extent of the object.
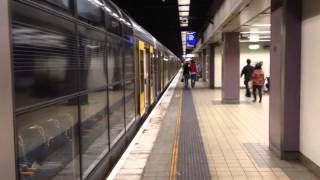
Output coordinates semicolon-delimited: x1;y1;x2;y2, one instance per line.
105;0;179;60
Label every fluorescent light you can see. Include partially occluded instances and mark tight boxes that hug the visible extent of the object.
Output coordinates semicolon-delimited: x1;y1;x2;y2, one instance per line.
252;24;271;27
241;31;271;34
180;23;188;27
240;40;270;42
178;0;190;5
248;44;261;50
179;11;189;17
179;6;189;11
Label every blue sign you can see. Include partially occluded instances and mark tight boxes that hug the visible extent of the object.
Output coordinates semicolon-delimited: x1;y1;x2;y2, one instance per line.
186;32;196;48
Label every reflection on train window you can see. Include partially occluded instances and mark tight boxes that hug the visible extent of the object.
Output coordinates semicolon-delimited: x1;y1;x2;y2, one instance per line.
79;38;107;90
46;0;69;9
104;1;122;35
108;83;125;146
16;98;80;179
108;37;123;85
77;0;104;25
79;91;108;178
125;80;135;128
124;44;134;80
12;24;78;109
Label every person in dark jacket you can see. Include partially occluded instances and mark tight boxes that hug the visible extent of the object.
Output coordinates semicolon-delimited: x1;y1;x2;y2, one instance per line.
183;62;190;89
241;59;254;97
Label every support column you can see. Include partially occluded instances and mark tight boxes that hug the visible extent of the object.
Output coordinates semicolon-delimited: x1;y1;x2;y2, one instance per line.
269;0;301;159
202;49;207;82
198;52;202;79
0;0;17;179
222;32;240;104
208;44;215;89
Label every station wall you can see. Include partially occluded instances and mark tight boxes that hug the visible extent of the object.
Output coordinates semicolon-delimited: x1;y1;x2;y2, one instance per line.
300;0;320;167
214;43;270;88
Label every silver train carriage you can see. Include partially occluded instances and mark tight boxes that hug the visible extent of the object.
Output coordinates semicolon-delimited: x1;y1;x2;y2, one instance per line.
10;0;181;179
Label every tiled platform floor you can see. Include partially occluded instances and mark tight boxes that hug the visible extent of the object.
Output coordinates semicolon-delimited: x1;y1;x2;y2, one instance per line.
192;82;318;180
110;76;320;180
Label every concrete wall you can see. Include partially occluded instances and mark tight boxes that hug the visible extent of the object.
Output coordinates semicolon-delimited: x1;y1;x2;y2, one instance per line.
300;0;320;166
214;44;270;88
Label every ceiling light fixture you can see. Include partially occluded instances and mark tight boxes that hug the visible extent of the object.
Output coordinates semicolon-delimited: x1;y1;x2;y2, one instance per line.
241;31;271;34
251;24;271;27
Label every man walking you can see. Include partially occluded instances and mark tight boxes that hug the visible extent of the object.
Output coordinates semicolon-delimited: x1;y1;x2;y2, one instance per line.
241;59;254;97
183;62;190;89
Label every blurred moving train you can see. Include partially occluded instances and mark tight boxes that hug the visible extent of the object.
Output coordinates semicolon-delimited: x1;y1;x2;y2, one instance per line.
10;0;181;179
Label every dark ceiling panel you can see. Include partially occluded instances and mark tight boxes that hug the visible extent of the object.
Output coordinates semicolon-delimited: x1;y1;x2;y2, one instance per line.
111;0;182;57
111;0;217;56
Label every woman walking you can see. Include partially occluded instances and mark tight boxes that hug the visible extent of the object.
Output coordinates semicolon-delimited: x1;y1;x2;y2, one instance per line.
190;59;197;88
251;62;265;103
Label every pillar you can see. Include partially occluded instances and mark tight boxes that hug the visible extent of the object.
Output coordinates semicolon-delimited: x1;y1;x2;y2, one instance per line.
198;51;202;74
222;32;240;104
0;0;17;179
202;49;207;82
208;44;215;89
269;0;301;159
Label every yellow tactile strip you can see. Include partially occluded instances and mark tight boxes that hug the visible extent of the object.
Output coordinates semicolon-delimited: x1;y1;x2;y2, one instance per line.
191;82;319;180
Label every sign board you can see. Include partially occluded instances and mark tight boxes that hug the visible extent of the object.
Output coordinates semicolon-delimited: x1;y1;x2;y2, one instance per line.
186;32;196;48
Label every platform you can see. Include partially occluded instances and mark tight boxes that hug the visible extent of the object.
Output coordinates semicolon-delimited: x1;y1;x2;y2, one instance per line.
109;73;319;180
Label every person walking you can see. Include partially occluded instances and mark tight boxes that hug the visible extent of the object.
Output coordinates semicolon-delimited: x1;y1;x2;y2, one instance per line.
183;62;190;89
241;59;254;97
251;62;265;103
190;59;197;88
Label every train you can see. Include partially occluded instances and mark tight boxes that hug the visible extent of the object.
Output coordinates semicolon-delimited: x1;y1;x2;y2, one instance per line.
10;0;181;179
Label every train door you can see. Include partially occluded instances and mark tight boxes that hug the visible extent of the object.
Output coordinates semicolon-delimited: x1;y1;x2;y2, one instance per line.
145;47;150;109
149;46;155;104
138;41;146;115
160;53;164;91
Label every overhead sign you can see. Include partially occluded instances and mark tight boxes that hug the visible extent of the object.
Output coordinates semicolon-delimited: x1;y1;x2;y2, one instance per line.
248;44;260;50
186;32;196;48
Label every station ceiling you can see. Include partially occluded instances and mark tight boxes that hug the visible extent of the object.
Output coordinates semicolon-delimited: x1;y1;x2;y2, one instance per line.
111;0;217;57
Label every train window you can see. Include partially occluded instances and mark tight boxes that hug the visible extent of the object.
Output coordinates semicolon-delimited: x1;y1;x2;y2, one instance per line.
108;83;125;146
12;22;78;109
123;42;134;80
107;36;123;85
122;25;133;41
125;79;135;128
46;0;70;10
77;0;104;26
104;2;122;35
78;28;107;90
105;15;122;35
16;98;80;179
121;13;133;41
79;91;108;178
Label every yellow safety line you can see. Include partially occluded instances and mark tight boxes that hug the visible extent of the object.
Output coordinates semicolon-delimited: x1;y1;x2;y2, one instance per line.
169;89;183;180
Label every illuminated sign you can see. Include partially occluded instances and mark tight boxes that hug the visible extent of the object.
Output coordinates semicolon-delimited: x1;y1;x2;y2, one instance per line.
248;44;260;50
186;32;196;48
